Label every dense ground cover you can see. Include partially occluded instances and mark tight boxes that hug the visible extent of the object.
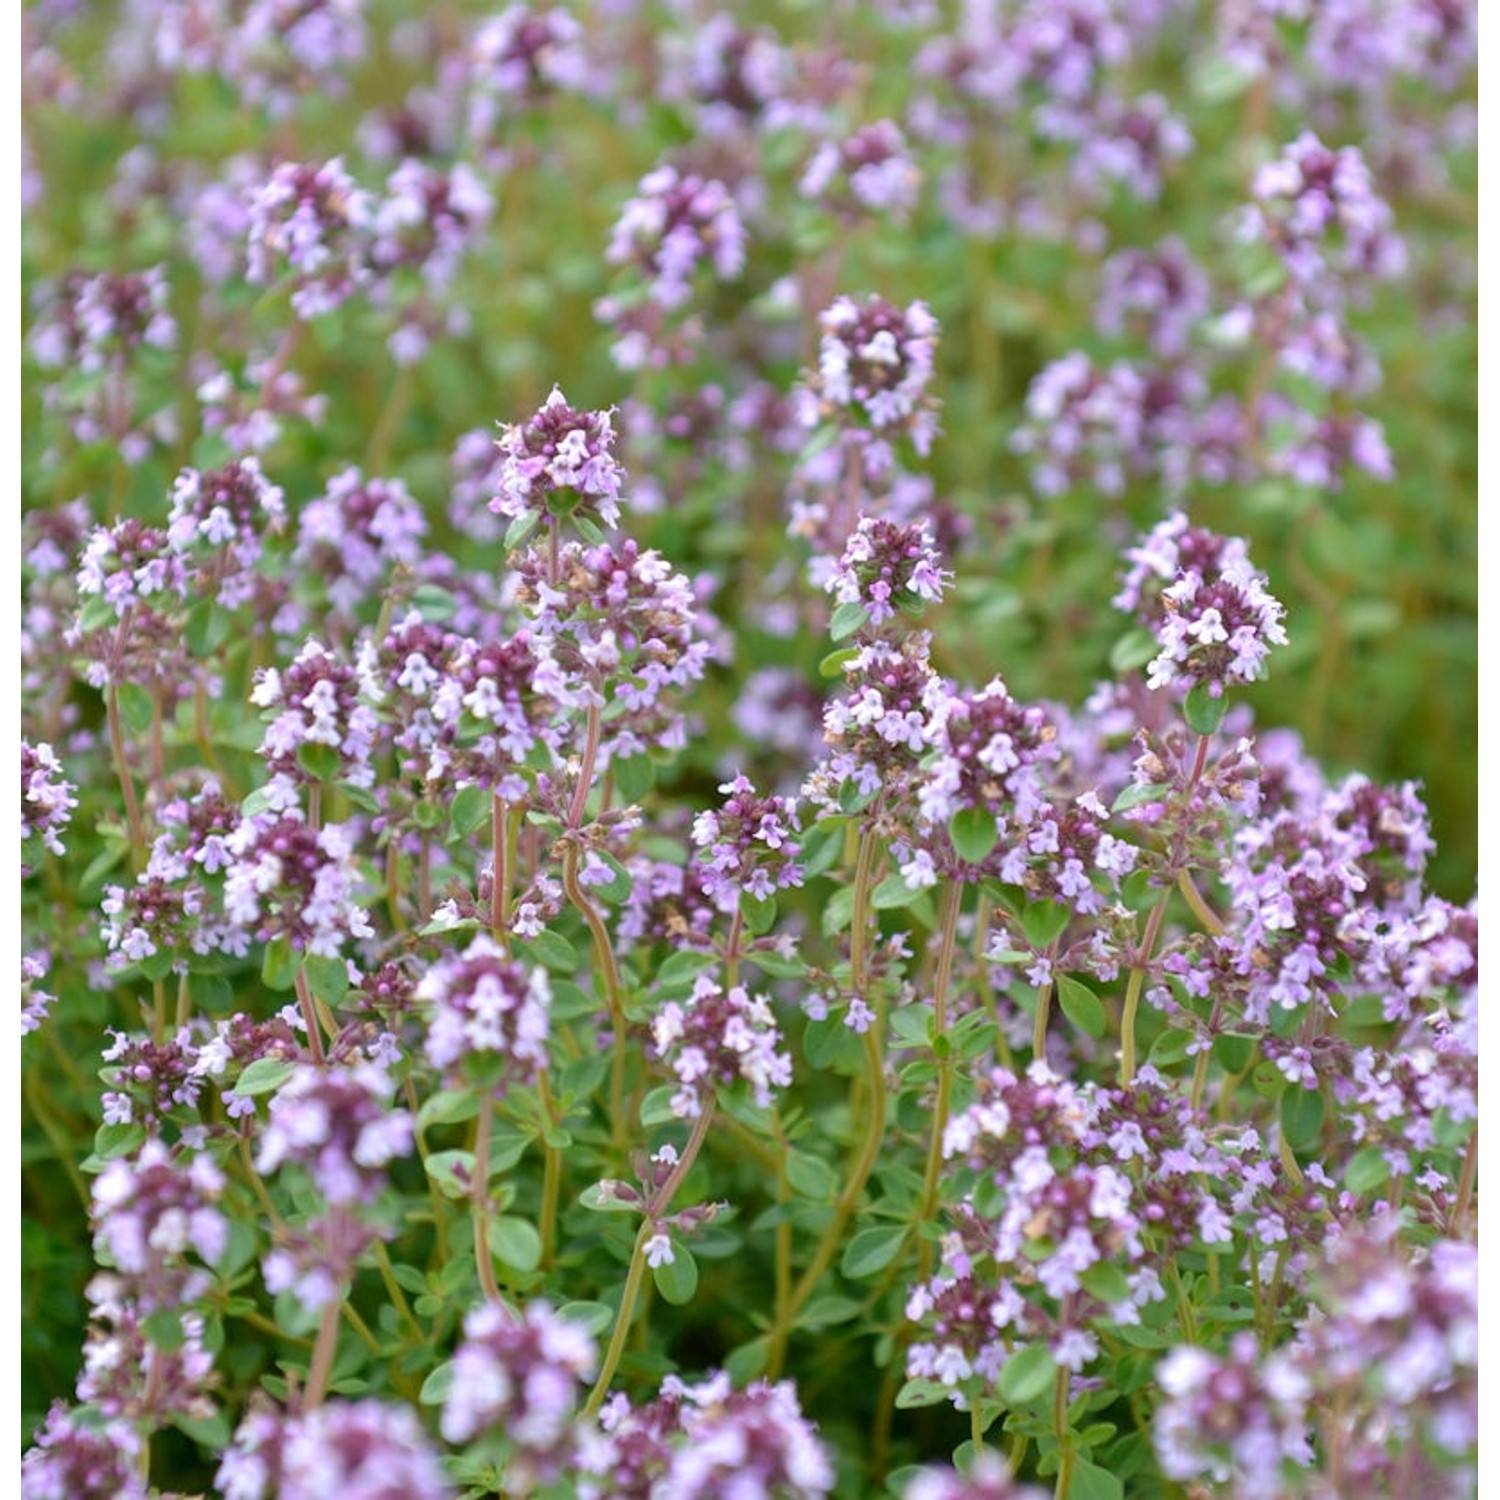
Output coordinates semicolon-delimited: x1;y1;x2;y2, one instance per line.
21;2;1477;1497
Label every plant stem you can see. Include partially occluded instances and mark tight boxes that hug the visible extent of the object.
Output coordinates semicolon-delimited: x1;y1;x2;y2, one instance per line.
1119;895;1168;1087
765;833;885;1377
583;1099;717;1416
293;968;327;1068
491;795;511;946
472;1094;505;1308
537;1068;562;1268
1177;869;1225;936
1450;1130;1478;1233
917;881;964;1280
303;1294;343;1411
1053;1365;1074;1499
562;844;629;1158
106;681;145;854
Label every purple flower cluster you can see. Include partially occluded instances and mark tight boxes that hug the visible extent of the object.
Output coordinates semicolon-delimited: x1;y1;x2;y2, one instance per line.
587;1372;835;1500
800;119;921;222
223;812;372;956
826;516;950;627
440;1300;597;1480
167;458;286;608
218;1397;451;1500
22;1403;147;1500
245;157;375;319
1116;512;1288;699
799;295;940;458
91;1137;227;1283
21;740;76;858
691;774;803;913
650;972;792;1118
492;388;627;533
415;933;552;1085
604;165;747;312
291;466;428;617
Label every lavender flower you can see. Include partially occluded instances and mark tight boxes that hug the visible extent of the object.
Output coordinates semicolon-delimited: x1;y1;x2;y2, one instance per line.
218;1397;452;1500
22;1403;147;1500
167;458;286;608
222;812;373;956
800;119;921;221
416;933;552;1085
256;1059;413;1205
441;1300;596;1481
826;516;950;627
604;164;747;311
691;774;803;913
901;1453;1049;1500
466;3;592;139
1116;512;1288;698
91;1137;226;1284
22;740;76;858
798;295;941;457
492;387;627;533
651;972;792;1118
245;158;375;319
292;466;428;617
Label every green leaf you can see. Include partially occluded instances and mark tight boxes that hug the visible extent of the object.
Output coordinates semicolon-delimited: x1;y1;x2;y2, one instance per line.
1343;1147;1390;1195
487;1215;542;1273
450;784;491;838
184;599;233;658
1021;900;1071;951
557;1301;616;1338
504;510;542;551
829;600;869;642
1065;1458;1125;1500
1110;782;1169;815
1079;1263;1131;1306
997;1343;1056;1405
418;1088;480;1130
424;1150;476;1199
94;1121;146;1160
144;1308;186;1351
819;647;858;678
1183;684;1230;737
841;1225;908;1279
418;1361;455;1405
895;1378;950;1409
590;851;633;904
1057;975;1107;1039
410;584;457;622
1280;1086;1326;1153
115;681;155;736
723;1335;770;1385
800;1295;862;1328
579;1182;643;1215
657;949;716;989
785;1151;838;1201
613;755;655;804
949;807;998;864
1109;627;1159;675
872;873;925;910
652;1243;698;1305
1212;1032;1256;1074
261;936;298;992
639;1086;678;1127
296;742;342;782
234;1057;297;1097
523;929;579;973
303;953;349;1008
740;892;777;936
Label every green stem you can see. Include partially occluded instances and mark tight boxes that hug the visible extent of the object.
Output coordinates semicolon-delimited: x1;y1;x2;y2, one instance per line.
1053;1365;1074;1499
765;833;884;1377
917;881;964;1280
294;968;327;1069
303;1295;343;1411
537;1068;562;1268
473;1095;505;1308
106;681;145;855
583;1099;717;1416
491;795;511;946
1450;1130;1478;1233
1120;895;1169;1087
1177;869;1225;936
562;844;629;1158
